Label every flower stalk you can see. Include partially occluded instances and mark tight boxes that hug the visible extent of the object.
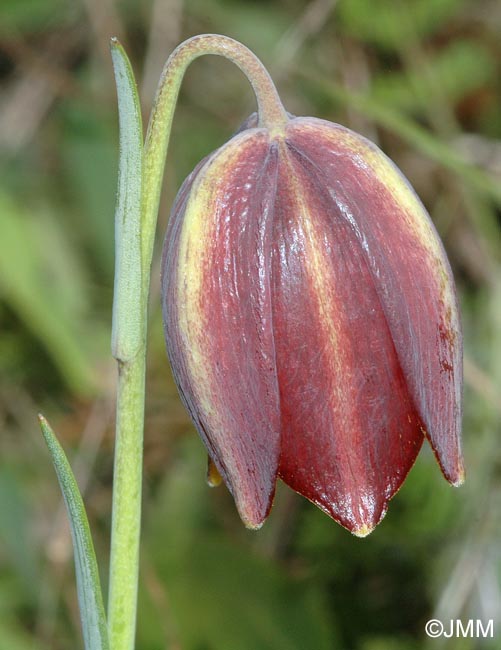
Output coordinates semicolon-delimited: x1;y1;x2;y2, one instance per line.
108;34;288;650
142;34;288;294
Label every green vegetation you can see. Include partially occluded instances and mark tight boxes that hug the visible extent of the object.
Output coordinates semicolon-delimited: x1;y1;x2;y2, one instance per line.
0;1;499;648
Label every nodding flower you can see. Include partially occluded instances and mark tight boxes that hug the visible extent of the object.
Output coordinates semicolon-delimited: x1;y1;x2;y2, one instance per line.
161;108;463;537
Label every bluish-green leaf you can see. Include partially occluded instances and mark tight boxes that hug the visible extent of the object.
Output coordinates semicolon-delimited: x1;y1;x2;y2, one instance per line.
110;38;143;363
38;415;109;650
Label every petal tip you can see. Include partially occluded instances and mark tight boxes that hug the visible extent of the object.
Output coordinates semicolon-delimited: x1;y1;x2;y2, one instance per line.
451;466;465;487
238;500;268;529
242;517;265;531
351;522;375;538
234;486;275;531
439;456;465;487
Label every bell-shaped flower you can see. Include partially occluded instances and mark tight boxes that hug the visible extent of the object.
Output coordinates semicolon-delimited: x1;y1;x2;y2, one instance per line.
161;111;463;536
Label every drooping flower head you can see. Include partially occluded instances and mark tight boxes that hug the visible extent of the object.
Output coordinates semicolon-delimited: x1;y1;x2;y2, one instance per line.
161;55;463;537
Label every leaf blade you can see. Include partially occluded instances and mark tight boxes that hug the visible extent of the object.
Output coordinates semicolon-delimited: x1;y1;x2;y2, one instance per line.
110;38;144;363
38;415;109;650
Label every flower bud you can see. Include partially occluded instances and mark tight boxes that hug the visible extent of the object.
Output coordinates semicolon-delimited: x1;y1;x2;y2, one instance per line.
161;113;463;536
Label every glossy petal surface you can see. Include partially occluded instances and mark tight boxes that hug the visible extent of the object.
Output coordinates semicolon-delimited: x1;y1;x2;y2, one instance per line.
162;129;280;528
162;115;464;535
272;137;424;535
285;118;463;486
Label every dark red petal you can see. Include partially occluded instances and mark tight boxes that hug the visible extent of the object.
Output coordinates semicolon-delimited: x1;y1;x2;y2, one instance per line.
272;140;425;535
286;118;463;486
162;130;281;528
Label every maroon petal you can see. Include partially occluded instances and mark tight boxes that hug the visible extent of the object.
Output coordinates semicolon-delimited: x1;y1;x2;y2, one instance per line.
286;118;464;487
162;130;281;528
271;138;424;535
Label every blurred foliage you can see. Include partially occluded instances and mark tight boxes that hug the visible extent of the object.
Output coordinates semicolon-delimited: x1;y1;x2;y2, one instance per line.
0;0;500;649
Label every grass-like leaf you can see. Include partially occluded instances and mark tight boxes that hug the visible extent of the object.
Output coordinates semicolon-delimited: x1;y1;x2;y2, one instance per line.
38;415;109;650
110;38;144;363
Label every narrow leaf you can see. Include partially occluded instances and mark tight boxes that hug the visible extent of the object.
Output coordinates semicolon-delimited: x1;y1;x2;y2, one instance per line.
110;38;143;362
38;415;109;650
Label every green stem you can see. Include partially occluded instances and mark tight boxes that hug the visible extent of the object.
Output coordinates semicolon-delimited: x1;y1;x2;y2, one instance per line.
141;34;288;282
109;34;286;650
108;358;145;650
109;40;144;650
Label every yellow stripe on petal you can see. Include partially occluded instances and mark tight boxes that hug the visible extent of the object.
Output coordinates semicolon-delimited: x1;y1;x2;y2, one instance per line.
165;127;281;527
295;119;460;335
176;131;262;418
277;141;368;494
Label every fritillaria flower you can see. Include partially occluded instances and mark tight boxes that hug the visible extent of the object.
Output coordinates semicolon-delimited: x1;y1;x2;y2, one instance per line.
161;103;463;536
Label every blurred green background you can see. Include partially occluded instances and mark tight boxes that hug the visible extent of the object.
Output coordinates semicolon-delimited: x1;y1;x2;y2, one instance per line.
0;0;500;648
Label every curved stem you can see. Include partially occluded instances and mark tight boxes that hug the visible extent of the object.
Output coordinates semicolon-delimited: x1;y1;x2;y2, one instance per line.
141;34;288;288
109;34;287;650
